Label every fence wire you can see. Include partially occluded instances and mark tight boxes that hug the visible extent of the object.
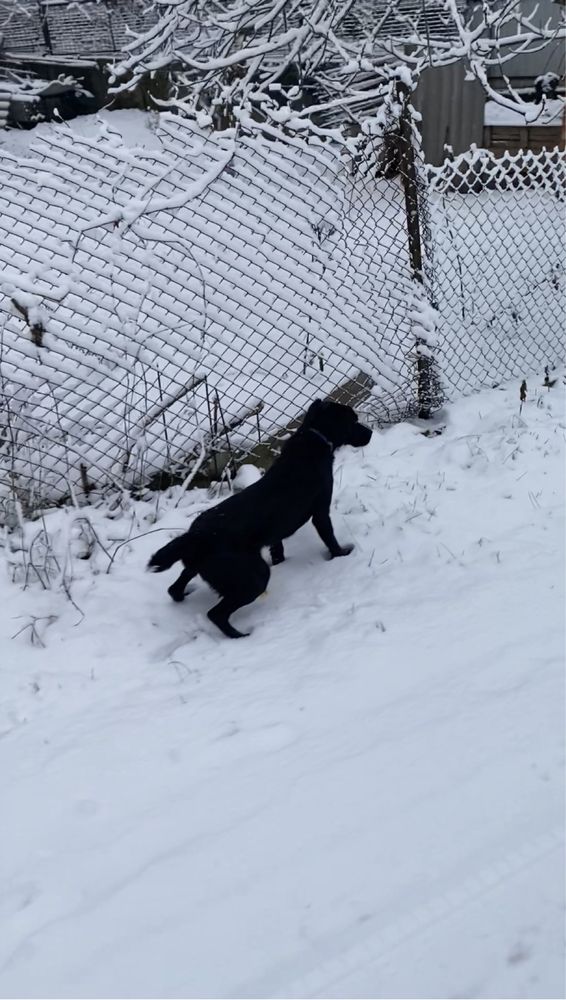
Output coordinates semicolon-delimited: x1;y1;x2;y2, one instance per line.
0;111;424;509
0;109;564;513
428;146;565;395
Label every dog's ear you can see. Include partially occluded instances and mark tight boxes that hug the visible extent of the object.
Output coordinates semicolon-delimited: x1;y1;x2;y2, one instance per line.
303;398;326;425
303;399;321;423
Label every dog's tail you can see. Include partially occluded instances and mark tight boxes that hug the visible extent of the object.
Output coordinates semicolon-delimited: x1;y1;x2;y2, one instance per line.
148;534;194;573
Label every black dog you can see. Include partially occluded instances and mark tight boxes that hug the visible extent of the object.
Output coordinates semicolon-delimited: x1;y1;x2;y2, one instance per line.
148;399;372;638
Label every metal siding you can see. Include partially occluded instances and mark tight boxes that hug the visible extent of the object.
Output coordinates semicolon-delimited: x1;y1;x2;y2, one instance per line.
497;45;565;81
487;0;565;80
414;62;486;165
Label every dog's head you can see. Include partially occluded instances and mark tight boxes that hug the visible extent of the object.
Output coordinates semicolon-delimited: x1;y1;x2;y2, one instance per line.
303;399;372;449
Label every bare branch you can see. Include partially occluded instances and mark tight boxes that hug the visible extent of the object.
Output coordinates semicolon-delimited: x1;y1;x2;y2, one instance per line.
106;0;564;124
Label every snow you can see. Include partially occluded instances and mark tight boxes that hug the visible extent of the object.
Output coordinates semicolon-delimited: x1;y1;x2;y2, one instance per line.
0;376;564;999
232;463;263;490
484;98;564;128
0;109;163;155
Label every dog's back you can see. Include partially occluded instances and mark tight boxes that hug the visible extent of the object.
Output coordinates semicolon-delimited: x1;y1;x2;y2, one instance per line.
149;399;372;637
191;431;333;551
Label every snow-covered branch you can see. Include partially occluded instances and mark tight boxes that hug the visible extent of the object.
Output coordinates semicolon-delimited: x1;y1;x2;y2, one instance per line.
108;0;565;123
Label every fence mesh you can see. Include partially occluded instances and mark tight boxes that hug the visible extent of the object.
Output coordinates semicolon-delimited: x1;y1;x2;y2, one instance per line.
0;107;564;513
0;111;425;509
428;147;565;394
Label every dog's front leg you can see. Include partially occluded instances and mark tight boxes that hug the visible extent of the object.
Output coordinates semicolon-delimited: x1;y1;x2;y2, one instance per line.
312;509;353;558
270;541;285;565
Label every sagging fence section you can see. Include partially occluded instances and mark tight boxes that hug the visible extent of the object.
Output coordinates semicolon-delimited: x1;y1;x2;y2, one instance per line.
0;102;564;512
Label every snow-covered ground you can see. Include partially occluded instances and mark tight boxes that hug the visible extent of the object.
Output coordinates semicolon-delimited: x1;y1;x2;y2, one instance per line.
0;377;564;999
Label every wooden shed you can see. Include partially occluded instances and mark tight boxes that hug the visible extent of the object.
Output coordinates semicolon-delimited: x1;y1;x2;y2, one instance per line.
484;99;565;154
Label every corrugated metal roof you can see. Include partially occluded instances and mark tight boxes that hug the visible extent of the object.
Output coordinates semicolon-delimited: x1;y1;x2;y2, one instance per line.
0;0;157;58
1;0;461;61
341;0;460;41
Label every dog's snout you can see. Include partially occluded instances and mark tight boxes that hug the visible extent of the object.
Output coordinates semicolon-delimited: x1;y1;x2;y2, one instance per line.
351;423;372;447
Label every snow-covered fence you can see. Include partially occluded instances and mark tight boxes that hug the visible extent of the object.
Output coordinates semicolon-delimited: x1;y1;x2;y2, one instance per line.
428;146;565;396
0;112;424;509
0;110;563;512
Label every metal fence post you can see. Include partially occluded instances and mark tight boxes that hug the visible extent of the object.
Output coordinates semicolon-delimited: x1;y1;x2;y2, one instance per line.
397;80;436;419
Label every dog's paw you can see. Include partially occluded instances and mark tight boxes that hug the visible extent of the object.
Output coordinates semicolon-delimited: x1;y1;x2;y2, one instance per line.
333;544;354;558
168;585;194;602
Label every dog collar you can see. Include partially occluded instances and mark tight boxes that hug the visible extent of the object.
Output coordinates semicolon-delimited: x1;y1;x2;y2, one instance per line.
309;428;334;450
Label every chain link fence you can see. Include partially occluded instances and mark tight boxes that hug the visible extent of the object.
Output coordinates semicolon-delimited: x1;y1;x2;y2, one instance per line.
428;146;565;395
0;102;564;513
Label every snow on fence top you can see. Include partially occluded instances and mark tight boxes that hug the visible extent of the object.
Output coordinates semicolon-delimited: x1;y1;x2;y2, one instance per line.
0;110;418;508
428;143;566;194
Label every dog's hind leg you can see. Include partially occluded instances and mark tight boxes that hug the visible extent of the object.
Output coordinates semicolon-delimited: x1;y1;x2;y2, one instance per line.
168;565;197;603
202;552;270;638
207;597;252;639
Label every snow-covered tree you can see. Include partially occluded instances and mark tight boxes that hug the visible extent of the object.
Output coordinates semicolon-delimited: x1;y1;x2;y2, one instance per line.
109;0;565;125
